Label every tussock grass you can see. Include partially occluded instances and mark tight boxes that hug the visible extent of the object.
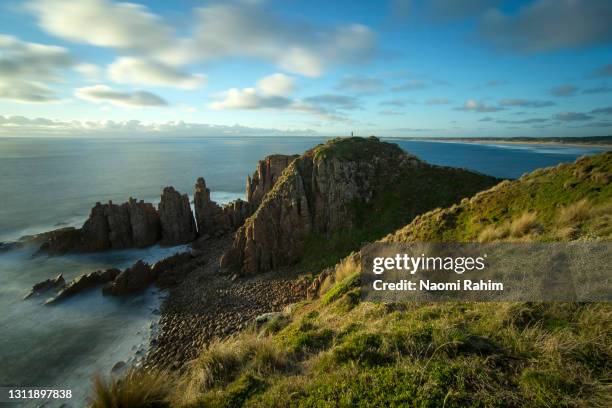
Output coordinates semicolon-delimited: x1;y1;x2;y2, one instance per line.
175;334;289;405
510;211;542;237
557;199;593;226
89;369;172;408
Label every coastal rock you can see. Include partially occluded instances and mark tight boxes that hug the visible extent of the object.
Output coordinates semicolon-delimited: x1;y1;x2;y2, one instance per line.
36;227;85;254
105;201;133;249
81;203;111;251
24;273;65;299
159;187;197;246
222;198;251;230
128;198;161;247
194;177;230;236
103;260;154;296
46;268;120;304
246;154;299;208
151;252;194;276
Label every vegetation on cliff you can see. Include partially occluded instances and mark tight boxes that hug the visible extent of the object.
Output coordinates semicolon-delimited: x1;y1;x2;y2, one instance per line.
91;151;611;407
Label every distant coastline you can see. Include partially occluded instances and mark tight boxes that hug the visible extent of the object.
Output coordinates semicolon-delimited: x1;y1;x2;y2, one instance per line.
389;136;612;148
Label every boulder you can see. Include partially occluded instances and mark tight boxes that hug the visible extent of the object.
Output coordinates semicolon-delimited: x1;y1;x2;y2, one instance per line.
103;260;154;296
151;252;194;276
24;273;65;299
159;187;197;246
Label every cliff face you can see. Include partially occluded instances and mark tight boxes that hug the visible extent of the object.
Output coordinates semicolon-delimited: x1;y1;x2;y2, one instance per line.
246;154;299;208
194;154;298;238
221;137;501;275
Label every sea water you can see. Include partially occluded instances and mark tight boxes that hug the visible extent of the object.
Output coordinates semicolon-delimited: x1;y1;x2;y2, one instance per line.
0;136;606;406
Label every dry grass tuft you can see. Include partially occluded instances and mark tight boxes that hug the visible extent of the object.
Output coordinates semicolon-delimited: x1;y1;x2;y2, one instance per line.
175;334;289;406
89;369;172;408
510;212;541;238
557;199;593;226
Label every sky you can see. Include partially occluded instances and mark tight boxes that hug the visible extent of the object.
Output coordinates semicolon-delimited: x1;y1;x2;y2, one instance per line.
0;0;611;138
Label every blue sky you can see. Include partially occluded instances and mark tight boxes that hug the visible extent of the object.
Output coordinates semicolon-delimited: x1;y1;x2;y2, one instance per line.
0;0;611;137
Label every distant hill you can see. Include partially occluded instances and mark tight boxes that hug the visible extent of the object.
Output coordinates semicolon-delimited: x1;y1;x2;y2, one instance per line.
396;135;612;146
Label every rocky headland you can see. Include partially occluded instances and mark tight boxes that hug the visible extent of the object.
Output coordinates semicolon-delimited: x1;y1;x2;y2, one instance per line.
221;136;501;275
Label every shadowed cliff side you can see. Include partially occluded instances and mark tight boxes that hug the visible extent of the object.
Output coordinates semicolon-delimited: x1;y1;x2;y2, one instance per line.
221;136;501;275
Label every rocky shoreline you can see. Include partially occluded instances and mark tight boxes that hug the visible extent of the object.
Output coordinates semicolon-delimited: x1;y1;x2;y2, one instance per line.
145;233;308;370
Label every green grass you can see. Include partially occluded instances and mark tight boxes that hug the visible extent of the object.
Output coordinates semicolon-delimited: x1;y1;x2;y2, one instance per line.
388;152;612;243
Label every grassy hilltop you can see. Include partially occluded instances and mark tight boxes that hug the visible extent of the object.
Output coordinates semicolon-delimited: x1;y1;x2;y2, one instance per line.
92;150;611;407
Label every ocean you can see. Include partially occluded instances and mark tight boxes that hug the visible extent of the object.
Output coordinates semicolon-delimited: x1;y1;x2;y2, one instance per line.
0;136;606;406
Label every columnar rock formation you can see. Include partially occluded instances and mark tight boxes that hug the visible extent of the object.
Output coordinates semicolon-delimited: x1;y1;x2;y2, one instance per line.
194;177;231;236
128;198;161;247
220;137;501;275
193;154;298;238
246;154;299;208
159;187;197;246
37;153;298;254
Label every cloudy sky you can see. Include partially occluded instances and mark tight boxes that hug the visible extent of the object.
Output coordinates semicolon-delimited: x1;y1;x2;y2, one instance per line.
0;0;611;137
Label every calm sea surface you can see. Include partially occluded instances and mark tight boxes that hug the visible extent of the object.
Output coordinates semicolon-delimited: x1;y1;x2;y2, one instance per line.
0;136;606;406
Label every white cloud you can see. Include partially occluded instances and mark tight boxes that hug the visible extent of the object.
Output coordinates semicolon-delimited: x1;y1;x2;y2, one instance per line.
255;73;295;96
28;1;376;77
0;81;59;103
107;57;206;89
75;84;167;107
209;74;295;110
0;115;318;137
27;0;181;63
191;3;376;76
0;34;73;102
209;87;292;110
209;74;345;121
74;63;103;81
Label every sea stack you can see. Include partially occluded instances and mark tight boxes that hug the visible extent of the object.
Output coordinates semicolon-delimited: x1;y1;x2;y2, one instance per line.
194;177;230;237
159;187;197;245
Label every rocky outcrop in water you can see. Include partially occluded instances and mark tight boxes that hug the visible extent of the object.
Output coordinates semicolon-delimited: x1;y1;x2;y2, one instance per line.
24;273;65;299
36;154;297;254
103;260;154;296
46;268;120;304
159;187;197;246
